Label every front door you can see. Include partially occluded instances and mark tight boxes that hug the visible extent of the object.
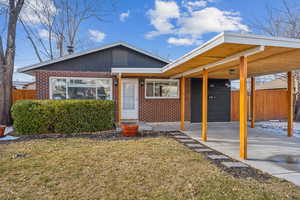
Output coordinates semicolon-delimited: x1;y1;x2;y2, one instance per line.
122;79;139;120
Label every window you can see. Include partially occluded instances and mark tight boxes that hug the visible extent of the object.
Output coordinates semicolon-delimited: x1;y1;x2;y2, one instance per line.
112;49;128;65
145;79;179;99
50;77;112;100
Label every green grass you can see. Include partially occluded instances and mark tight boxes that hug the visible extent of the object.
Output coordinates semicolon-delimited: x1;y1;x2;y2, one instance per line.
0;137;299;200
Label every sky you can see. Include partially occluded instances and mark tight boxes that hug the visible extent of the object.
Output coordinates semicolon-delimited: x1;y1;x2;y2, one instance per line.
8;0;289;82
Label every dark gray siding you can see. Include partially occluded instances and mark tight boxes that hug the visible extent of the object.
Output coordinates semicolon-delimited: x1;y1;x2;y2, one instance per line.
191;78;231;122
38;45;168;72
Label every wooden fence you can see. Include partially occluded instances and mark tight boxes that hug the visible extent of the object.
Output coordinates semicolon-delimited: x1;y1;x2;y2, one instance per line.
231;89;288;121
12;89;37;104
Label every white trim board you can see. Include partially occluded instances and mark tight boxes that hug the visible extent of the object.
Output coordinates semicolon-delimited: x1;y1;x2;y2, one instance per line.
111;68;162;74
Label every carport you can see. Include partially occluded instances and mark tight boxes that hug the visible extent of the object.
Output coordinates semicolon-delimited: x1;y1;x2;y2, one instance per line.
114;32;300;160
160;32;300;160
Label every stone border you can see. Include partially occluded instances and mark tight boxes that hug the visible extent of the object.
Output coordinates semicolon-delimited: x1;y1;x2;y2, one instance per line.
170;132;272;181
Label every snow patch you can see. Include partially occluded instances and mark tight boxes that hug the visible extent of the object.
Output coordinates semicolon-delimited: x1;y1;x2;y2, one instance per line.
0;135;19;141
256;121;300;138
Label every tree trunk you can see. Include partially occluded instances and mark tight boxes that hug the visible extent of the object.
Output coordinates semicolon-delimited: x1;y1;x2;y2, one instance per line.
0;68;13;125
0;0;24;125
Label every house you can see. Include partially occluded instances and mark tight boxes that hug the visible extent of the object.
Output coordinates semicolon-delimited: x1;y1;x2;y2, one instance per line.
23;82;36;90
13;81;32;89
18;32;300;159
18;42;231;123
256;78;287;90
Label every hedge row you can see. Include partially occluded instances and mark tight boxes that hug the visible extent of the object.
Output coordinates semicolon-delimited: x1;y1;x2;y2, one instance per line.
11;100;115;135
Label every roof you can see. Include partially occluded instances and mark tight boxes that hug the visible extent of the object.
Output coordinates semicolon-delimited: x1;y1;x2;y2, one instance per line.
256;78;287;90
114;32;300;78
17;42;170;73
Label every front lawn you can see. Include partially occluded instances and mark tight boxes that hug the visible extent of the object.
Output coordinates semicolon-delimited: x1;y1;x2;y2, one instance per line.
0;137;299;200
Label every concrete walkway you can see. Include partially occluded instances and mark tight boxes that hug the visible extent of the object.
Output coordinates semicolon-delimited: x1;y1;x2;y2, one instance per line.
181;122;300;186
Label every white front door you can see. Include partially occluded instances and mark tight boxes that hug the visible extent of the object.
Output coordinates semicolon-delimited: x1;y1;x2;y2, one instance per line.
122;79;139;120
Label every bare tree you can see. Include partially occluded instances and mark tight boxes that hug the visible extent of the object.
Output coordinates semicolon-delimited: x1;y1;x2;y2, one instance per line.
21;0;116;61
0;0;25;125
251;0;300;120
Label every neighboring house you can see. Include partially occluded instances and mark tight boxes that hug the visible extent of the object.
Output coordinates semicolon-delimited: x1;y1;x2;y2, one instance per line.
256;78;287;90
23;82;36;90
13;81;32;89
18;42;231;123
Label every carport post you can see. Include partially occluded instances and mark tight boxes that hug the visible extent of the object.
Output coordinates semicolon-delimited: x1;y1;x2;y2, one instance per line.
118;73;122;123
287;71;294;137
202;69;208;142
180;77;186;130
250;77;256;128
239;56;248;159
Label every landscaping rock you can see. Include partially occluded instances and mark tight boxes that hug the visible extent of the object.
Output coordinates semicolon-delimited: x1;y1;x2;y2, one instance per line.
194;148;213;152
186;143;203;148
12;153;26;159
208;155;229;160
177;139;195;143
173;135;190;139
221;162;248;168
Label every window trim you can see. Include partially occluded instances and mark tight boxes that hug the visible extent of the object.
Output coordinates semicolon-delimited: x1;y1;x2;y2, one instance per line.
49;77;113;100
144;79;180;99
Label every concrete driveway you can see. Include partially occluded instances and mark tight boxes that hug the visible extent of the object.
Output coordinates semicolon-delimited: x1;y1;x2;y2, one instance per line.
182;122;300;186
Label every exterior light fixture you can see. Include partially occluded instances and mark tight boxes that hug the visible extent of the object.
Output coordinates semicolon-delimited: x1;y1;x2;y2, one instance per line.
114;79;118;86
140;80;145;87
225;82;231;88
228;69;236;75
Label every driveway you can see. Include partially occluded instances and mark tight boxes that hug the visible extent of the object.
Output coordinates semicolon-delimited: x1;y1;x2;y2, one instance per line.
182;122;300;186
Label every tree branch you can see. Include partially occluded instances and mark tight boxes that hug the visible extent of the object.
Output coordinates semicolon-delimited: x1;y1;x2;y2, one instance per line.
20;20;43;62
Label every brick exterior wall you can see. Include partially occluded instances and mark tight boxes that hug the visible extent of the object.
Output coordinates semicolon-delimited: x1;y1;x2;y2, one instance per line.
138;78;191;122
35;70;191;123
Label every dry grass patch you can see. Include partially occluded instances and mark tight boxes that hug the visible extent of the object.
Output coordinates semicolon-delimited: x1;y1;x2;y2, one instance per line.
0;137;300;200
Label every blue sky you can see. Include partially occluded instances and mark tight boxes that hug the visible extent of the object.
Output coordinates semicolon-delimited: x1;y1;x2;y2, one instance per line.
12;0;285;81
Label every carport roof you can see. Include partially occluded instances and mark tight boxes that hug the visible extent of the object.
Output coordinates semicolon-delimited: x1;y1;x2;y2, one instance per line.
118;32;300;79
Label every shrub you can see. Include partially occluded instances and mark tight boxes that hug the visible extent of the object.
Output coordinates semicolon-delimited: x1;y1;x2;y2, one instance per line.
11;100;115;135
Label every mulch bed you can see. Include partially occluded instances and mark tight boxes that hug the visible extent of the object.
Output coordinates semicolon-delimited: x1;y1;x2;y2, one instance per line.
1;130;276;183
0;130;175;144
170;131;275;183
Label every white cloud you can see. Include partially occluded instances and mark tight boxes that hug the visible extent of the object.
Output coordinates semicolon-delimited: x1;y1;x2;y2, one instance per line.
120;10;130;22
178;7;248;37
88;29;106;42
38;29;51;39
146;0;180;38
20;0;57;25
0;0;57;25
184;0;208;9
146;0;249;46
167;37;202;46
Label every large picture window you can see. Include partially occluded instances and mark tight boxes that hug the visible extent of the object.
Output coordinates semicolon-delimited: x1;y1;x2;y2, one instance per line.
145;79;179;99
50;77;112;100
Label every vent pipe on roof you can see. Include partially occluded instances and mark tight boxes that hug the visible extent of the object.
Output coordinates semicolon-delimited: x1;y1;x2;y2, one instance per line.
67;45;74;54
